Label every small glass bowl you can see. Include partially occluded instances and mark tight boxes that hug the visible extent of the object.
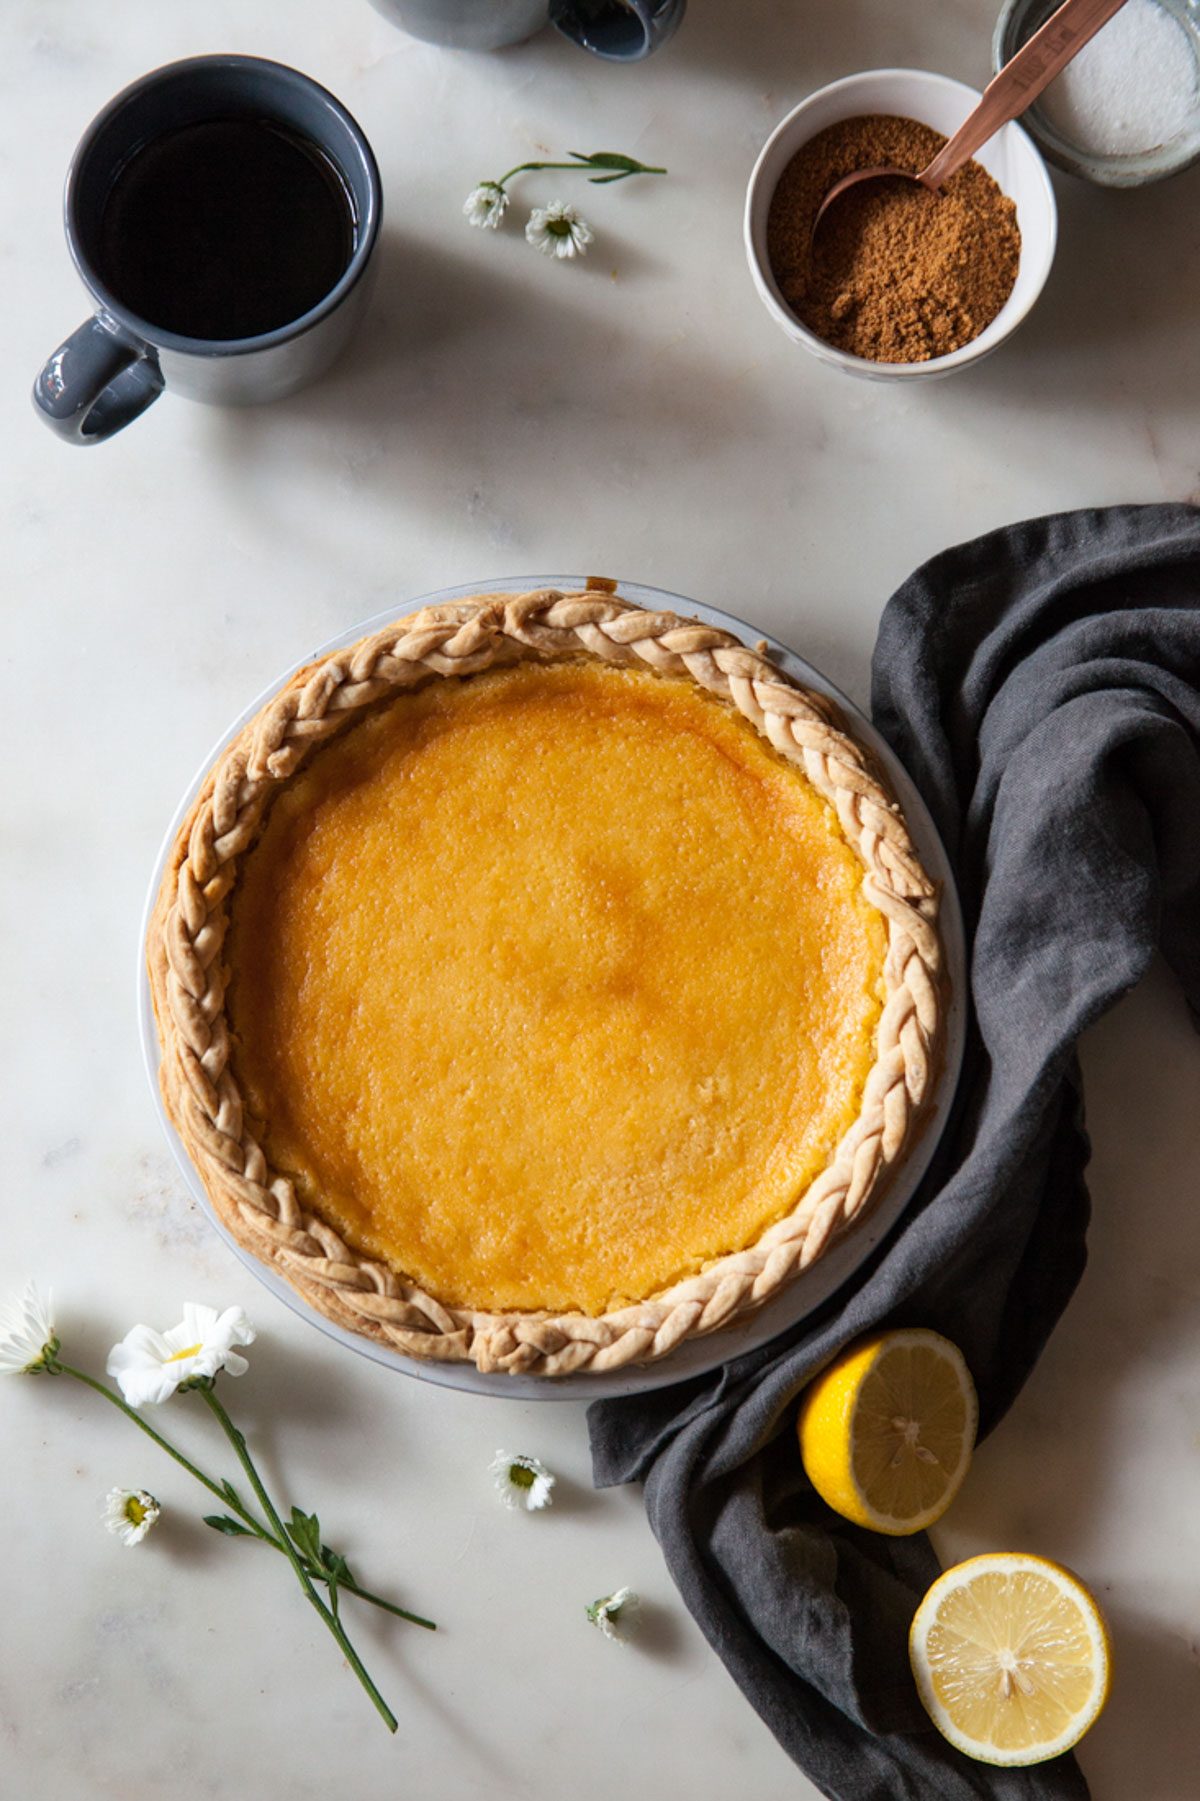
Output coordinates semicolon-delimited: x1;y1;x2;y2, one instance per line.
743;68;1057;383
993;0;1200;187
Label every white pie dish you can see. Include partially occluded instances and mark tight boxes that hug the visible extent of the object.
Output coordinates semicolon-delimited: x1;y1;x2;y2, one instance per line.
138;575;967;1401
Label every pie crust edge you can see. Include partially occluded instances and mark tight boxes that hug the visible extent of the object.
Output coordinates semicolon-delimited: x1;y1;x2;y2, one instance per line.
146;589;944;1377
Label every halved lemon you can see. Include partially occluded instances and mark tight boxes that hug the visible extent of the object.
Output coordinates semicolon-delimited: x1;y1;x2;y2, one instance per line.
909;1553;1111;1766
796;1328;977;1535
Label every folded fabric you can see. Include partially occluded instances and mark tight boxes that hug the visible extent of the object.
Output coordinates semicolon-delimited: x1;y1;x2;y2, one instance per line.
588;503;1200;1801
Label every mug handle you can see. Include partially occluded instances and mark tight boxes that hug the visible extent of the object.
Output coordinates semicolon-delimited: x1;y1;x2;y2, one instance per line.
33;313;164;445
549;0;686;61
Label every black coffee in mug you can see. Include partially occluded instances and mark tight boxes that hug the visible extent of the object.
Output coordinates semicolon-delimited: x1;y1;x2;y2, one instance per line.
95;116;357;341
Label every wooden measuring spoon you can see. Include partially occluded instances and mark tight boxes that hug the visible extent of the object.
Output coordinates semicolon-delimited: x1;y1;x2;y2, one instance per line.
812;0;1130;236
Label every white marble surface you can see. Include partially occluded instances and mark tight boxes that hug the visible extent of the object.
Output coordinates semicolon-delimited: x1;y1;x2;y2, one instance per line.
2;3;1199;1797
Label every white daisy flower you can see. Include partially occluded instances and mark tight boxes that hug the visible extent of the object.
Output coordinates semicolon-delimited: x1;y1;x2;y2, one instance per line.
0;1283;57;1375
490;1450;556;1511
463;182;509;230
103;1487;161;1547
106;1303;256;1408
587;1586;640;1642
525;201;594;260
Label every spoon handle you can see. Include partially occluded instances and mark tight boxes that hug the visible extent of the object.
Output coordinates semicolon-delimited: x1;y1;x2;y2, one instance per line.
921;0;1130;190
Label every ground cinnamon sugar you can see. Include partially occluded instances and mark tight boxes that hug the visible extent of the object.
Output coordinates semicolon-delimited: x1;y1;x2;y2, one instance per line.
766;114;1021;364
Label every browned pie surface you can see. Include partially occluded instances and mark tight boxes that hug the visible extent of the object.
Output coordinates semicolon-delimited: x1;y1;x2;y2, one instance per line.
224;661;888;1315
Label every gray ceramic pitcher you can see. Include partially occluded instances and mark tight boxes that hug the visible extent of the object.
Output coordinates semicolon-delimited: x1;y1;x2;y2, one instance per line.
369;0;686;59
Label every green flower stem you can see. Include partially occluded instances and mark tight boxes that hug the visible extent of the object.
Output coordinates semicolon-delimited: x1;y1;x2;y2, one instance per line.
54;1363;273;1542
199;1386;398;1735
55;1360;434;1632
333;1577;436;1631
231;1535;434;1630
215;1524;435;1628
221;1526;434;1629
495;157;666;186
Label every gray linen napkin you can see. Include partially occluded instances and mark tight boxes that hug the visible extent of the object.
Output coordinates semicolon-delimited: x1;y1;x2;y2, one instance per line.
588;503;1200;1801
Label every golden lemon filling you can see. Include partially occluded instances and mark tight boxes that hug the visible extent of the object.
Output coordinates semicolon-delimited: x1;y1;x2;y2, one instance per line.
225;661;887;1316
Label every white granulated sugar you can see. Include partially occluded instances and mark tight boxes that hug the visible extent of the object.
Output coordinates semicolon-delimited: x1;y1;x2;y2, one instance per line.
1038;0;1199;157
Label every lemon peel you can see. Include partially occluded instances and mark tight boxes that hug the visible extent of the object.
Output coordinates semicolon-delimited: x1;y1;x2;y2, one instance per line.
796;1327;977;1535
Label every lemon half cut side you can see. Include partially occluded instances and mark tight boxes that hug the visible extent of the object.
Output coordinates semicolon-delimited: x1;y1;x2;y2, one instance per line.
909;1553;1112;1766
796;1327;978;1535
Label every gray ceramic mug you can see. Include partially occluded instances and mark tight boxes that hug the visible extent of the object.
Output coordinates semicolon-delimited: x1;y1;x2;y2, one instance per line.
34;56;382;445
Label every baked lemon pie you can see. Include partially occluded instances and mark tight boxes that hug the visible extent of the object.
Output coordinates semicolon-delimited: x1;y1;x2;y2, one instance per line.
147;589;943;1376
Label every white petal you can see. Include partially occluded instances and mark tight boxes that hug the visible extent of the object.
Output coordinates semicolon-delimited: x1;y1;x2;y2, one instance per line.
117;1362;182;1407
179;1302;221;1342
524;203;593;262
588;1586;640;1641
0;1283;56;1372
103;1487;160;1545
107;1325;183;1406
110;1304;256;1400
159;1320;201;1359
184;1304;255;1361
490;1449;556;1510
107;1324;172;1372
464;184;508;229
524;1471;555;1510
213;1306;256;1349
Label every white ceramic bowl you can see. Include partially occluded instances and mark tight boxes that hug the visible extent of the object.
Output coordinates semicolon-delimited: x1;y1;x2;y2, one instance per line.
744;68;1058;382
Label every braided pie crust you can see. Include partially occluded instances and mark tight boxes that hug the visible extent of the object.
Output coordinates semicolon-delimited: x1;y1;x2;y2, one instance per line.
147;590;943;1376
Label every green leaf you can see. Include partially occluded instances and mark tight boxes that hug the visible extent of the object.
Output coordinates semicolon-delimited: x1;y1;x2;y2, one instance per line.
316;1544;353;1623
286;1507;323;1565
204;1514;255;1538
322;1546;356;1586
571;151;641;172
